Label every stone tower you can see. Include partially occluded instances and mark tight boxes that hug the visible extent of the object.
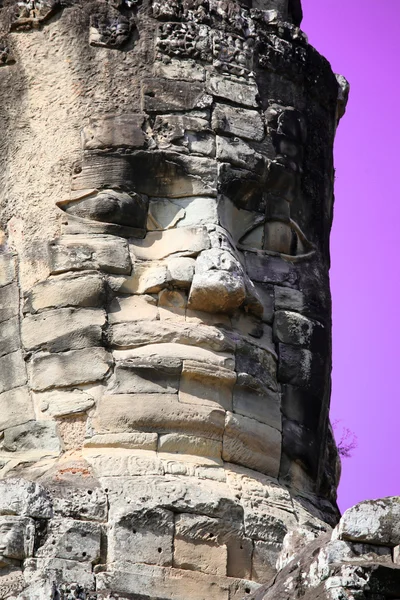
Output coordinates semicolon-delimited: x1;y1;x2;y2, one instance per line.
0;0;352;597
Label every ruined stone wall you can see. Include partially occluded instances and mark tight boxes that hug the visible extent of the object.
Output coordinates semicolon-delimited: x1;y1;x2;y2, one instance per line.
0;0;349;597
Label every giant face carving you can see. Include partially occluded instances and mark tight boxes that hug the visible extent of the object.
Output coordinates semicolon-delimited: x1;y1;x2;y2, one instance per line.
0;0;347;595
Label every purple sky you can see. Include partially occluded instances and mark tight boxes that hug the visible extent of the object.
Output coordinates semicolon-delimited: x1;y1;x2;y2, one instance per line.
301;0;400;511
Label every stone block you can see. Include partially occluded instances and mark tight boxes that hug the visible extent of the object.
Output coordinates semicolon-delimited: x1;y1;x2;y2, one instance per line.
29;347;112;391
333;497;400;547
113;343;235;369
0;253;16;287
22;308;106;353
43;478;107;523
273;310;326;348
82;114;147;150
110;320;233;352
179;360;236;410
38;389;95;418
167;258;196;288
236;340;278;390
0;479;52;519
24;272;105;313
0;318;20;358
104;475;242;521
251;540;280;584
48;235;131;275
227;537;253;580
35;518;101;563
244;253;298;286
278;344;325;392
108;507;174;566
188;249;246;313
142;78;212;112
3;421;61;454
85;449;165;478
274;286;305;313
207;75;258;108
154;59;206;82
111;357;181;394
281;384;321;430
84;432;158;451
282;418;319;477
96;563;231;600
233;374;281;431
0;516;35;562
0;284;19;323
174;537;228;576
129;227;210;261
222;412;281;477
71;150;218;197
0;351;26;395
148;197;218;231
153;116;213;154
216;136;264;172
0;387;34;432
212;104;264;141
108;294;158;323
94;394;225;441
158;434;222;459
119;262;171;294
24;557;94;590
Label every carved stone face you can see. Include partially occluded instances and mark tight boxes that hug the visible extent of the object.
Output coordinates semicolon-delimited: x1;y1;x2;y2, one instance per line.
0;518;34;565
0;0;345;594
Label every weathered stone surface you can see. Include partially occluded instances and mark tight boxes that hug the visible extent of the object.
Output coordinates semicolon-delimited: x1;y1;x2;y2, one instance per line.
274;286;305;313
110;357;181;394
207;76;259;108
84;432;158;451
129;227;210;261
333;497;400;547
212;105;264;141
148;197;218;230
252;540;280;583
223;413;281;477
3;421;61;454
108;507;174;566
0;479;52;518
111;320;233;352
216;136;264;172
0;317;20;358
22;308;106;353
0;284;19;323
35;518;101;563
24;272;105;313
189;249;247;313
38;389;95;418
108;294;158;323
0;516;35;562
29;348;112;391
174;537;228;576
273;310;326;348
82;114;147;150
0;253;16;287
154;59;206;82
113;344;235;370
94;394;225;440
179;360;236;410
142;79;212;112
48;235;131;275
233;374;281;431
278;344;325;391
97;563;231;600
0;387;34;432
0;351;26;395
158;434;222;459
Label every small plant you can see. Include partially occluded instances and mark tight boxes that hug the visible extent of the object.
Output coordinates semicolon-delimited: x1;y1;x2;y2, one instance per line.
332;420;358;459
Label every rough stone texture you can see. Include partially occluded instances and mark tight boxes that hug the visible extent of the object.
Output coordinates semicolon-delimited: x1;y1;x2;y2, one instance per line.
0;0;355;596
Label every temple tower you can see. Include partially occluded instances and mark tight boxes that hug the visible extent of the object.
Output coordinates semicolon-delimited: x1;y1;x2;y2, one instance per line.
0;0;347;597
